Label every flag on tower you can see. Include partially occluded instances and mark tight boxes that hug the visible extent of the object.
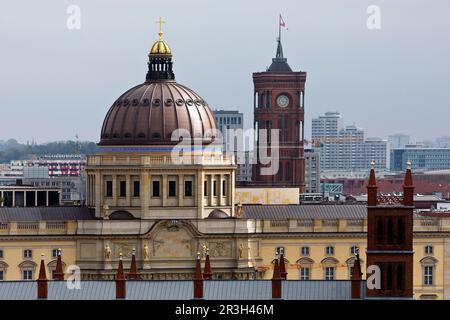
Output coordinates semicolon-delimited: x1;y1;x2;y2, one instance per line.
279;14;286;28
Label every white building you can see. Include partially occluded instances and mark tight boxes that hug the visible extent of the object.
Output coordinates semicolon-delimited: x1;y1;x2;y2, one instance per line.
213;110;250;181
388;133;410;149
312;112;388;171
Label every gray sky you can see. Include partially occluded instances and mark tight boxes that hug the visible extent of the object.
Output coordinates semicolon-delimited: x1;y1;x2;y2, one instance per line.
1;0;449;144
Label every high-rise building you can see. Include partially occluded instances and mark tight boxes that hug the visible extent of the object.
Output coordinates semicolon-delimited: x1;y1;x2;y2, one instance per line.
304;149;320;193
388;134;410;149
311;111;343;140
312;112;388;171
390;147;450;172
338;125;365;170
213;110;249;182
364;138;389;170
252;33;306;190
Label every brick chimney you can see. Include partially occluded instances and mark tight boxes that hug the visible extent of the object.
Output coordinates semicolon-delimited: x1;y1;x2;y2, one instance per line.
115;253;126;299
127;248;140;280
351;250;363;299
193;253;204;299
367;160;377;206
203;251;213;280
53;248;64;281
272;257;282;299
279;253;287;280
37;254;48;299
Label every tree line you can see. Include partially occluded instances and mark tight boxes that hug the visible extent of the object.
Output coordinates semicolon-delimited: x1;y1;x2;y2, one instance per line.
0;139;97;163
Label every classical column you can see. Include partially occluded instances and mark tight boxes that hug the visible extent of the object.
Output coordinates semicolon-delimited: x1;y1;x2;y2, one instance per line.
125;175;131;207
196;170;204;218
112;175;118;207
24;191;27;207
94;171;102;215
178;174;184;207
229;172;234;212
208;175;214;206
218;174;224;206
35;190;38;206
162;174;168;207
141;172;150;216
0;191;3;207
45;191;48;207
12;191;15;207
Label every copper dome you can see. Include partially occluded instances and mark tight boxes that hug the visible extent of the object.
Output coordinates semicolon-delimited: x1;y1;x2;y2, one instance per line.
99;82;217;145
99;28;217;146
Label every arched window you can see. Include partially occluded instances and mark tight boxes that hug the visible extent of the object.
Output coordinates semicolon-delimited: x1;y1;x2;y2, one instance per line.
397;218;405;245
285;163;291;181
387;218;394;244
376;218;384;244
0;261;8;281
18;261;37;281
420;257;438;286
386;264;393;290
396;264;404;290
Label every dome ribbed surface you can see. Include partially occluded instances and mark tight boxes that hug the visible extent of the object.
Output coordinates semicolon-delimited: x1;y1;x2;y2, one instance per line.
99;82;217;146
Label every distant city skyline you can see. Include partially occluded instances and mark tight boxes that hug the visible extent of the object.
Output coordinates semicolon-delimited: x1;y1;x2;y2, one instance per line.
1;0;450;143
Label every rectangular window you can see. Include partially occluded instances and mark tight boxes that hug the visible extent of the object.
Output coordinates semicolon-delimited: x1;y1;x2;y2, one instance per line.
168;180;177;197
105;181;113;197
0;270;3;281
184;180;193;197
276;247;285;255
23;270;33;281
325;267;335;280
119;181;126;197
24;249;32;258
152;181;160;197
301;246;310;256
326;246;334;256
222;180;226;196
424;266;433;285
425;245;433;255
52;249;59;258
133;181;140;197
300;267;310;280
0;250;3;259
204;180;208;196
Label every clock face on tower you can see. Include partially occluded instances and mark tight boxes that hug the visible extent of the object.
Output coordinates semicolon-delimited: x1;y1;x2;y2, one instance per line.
276;94;290;108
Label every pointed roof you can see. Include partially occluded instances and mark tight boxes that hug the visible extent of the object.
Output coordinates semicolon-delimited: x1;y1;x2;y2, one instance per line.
351;252;363;281
38;254;47;281
54;248;64;281
268;38;292;72
116;254;125;281
203;252;213;280
128;249;140;280
194;253;204;281
272;257;282;280
368;160;377;187
404;160;413;187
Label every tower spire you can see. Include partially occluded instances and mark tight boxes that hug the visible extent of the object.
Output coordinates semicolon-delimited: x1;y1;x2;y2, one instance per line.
267;15;292;72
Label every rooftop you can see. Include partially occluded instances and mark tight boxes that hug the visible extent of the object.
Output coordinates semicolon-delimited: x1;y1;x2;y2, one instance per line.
0;280;360;300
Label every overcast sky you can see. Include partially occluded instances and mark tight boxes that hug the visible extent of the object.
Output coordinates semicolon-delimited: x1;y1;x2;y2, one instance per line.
1;0;449;144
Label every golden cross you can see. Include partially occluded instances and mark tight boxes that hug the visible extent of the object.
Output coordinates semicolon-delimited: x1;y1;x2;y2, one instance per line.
156;17;165;40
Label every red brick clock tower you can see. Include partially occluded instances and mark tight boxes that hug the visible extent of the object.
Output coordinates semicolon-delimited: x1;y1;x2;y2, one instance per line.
252;34;306;191
366;160;414;299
